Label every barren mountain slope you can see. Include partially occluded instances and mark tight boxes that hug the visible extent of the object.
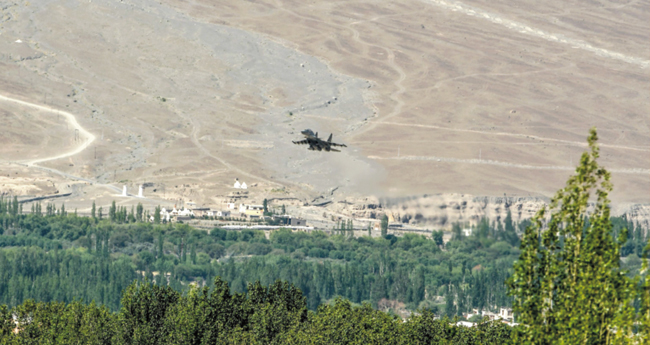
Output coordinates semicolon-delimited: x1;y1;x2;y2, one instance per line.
167;0;650;202
0;0;647;214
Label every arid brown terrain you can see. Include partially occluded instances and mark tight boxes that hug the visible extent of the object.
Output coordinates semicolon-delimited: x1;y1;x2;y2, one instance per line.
0;0;648;226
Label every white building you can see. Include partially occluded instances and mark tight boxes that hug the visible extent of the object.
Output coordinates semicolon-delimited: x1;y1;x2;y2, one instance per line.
155;206;194;222
239;204;263;213
159;207;171;222
466;308;513;322
234;180;241;189
499;308;513;320
240;182;248;189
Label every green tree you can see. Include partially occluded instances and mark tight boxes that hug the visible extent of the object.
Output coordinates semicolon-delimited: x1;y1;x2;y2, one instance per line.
503;210;519;246
445;285;455;317
11;196;18;216
109;201;117;222
157;232;164;259
263;199;270;217
154;206;161;224
117;280;180;345
190;244;197;265
380;214;389;238
451;222;463;241
507;128;640;344
0;304;13;338
432;230;444;247
98;206;103;220
91;201;96;220
137;203;144;222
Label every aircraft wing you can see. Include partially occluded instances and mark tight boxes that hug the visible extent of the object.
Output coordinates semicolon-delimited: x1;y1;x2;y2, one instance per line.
292;139;310;145
330;142;347;147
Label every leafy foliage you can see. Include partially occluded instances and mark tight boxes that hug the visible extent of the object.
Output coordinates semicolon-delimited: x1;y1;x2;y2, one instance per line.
507;128;649;344
1;277;512;344
0;206;533;314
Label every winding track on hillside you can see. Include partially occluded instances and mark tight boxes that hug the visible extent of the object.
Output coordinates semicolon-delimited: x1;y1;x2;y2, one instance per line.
0;94;96;165
0;93;123;193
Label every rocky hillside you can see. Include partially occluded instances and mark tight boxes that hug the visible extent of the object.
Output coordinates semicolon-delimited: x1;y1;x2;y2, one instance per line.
327;194;650;230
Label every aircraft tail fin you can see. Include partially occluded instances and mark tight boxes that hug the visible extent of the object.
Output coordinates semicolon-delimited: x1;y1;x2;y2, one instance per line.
327;133;332;143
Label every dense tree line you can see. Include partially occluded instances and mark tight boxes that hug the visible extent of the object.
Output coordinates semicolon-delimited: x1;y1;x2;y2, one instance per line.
0;278;512;344
0;193;646;317
0;207;529;314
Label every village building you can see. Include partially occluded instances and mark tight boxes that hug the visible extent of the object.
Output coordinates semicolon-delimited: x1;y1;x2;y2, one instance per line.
272;215;307;226
217;210;231;217
464;308;513;323
207;210;231;217
239;204;264;218
152;206;195;222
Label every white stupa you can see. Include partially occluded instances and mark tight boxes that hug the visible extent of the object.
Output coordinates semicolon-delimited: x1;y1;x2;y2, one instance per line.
240;182;248;189
234;180;241;189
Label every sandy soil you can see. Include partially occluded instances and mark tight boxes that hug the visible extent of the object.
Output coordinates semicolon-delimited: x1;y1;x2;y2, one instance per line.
166;0;649;202
0;0;647;215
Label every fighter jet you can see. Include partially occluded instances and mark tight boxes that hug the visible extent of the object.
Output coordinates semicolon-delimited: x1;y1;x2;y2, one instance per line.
292;129;347;152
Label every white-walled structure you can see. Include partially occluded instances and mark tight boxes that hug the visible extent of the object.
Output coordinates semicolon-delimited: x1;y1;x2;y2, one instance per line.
122;185;127;197
138;185;144;198
233;180;241;189
156;206;194;222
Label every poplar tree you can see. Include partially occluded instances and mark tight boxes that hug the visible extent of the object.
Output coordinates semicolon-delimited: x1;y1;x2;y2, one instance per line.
91;201;96;220
507;128;643;344
158;232;164;259
380;215;388;238
11;197;18;216
136;203;143;222
109;201;116;222
154;206;161;224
